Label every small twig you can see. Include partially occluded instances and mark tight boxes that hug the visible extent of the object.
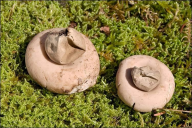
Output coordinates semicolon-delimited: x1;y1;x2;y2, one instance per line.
132;103;135;110
155;108;192;113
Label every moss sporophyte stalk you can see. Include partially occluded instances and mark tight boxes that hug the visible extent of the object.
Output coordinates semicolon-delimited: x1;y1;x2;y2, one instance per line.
1;1;192;127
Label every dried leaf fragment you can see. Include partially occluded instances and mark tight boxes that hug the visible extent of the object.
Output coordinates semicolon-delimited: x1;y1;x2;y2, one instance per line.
69;21;77;28
100;26;110;35
153;111;166;116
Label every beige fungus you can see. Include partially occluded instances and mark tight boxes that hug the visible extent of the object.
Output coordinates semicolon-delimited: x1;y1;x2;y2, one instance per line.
25;28;100;94
116;55;175;112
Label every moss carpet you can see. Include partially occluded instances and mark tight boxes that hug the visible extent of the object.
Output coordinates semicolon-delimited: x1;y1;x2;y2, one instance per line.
1;0;192;127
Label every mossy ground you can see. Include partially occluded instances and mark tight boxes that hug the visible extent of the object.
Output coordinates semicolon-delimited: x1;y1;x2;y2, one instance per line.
1;0;192;127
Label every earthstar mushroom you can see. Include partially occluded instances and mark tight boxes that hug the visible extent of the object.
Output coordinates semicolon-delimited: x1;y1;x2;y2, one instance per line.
25;28;100;94
116;55;175;112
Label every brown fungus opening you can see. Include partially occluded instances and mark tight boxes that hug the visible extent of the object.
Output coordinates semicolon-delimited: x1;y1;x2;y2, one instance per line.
131;66;161;92
45;28;86;65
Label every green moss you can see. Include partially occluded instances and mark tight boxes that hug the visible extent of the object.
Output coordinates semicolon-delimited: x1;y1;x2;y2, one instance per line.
1;0;191;127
